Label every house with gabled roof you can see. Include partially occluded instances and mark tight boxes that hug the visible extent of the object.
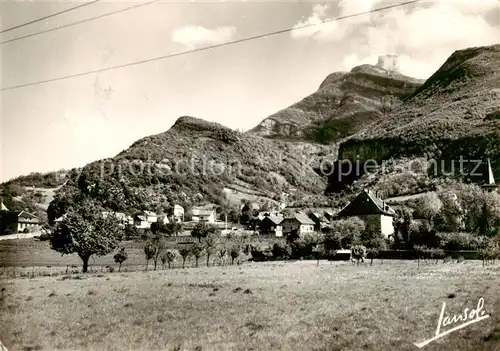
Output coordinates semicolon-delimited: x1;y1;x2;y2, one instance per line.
191;208;216;223
259;214;284;237
281;212;315;236
0;210;41;234
307;212;330;232
335;189;396;238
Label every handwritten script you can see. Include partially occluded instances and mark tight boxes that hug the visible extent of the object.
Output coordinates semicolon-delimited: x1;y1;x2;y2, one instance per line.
414;297;490;348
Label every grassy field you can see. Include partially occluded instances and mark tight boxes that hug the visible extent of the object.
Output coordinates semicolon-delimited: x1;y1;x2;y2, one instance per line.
1;259;500;351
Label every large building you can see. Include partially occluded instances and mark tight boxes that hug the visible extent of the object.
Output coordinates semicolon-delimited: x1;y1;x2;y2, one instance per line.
335;189;396;238
0;210;41;234
281;213;315;236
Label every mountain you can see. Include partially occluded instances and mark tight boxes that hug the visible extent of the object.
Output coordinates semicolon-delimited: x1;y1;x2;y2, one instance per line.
339;44;500;181
48;116;329;219
249;59;424;145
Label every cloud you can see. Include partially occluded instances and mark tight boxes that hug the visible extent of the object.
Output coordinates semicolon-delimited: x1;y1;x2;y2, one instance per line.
171;26;237;49
292;0;500;79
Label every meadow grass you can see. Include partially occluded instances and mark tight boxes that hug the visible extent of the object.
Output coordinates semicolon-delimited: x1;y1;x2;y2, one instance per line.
1;259;500;351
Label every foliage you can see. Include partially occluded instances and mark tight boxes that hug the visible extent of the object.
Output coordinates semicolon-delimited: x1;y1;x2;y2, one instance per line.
272;242;292;260
191;242;204;267
230;244;241;265
50;198;123;272
162;249;180;269
113;248;128;272
191;223;218;242
143;234;167;271
202;233;218;267
436;232;486;251
178;246;192;268
328;217;365;249
351;245;367;266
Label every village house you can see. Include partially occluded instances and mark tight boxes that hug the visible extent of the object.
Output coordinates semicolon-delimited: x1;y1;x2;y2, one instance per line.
102;211;134;227
0;210;41;234
134;210;158;229
307;212;330;232
259;214;284;237
281;213;315;236
191;208;216;223
335;189;396;238
257;210;281;221
172;204;184;222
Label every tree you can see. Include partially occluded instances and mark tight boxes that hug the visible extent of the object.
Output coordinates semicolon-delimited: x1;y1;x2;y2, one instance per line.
162;249;179;269
191;242;204;267
328;217;365;249
392;208;413;249
230;244;241;265
179;246;192;268
144;242;155;271
113;248;128;272
413;245;428;267
124;224;139;240
191;222;218;242
351;245;367;266
312;242;325;266
50;198;123;273
162;222;183;237
216;246;228;266
412;193;443;221
143;234;167;271
272;242;292;260
203;234;218;267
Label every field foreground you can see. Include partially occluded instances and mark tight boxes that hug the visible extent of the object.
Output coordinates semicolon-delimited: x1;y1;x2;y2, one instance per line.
1;260;500;351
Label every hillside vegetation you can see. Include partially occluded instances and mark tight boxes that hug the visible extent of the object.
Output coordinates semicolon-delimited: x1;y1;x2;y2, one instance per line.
249;63;423;144
49;117;328;217
339;44;500;181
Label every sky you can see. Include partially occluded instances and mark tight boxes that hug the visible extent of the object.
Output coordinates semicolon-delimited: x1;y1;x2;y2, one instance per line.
1;0;499;182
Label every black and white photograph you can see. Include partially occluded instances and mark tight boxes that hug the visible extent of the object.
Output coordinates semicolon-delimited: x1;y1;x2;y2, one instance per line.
1;0;500;350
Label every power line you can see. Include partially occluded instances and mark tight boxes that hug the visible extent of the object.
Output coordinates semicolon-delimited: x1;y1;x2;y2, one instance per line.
1;0;423;92
1;0;162;45
0;0;102;34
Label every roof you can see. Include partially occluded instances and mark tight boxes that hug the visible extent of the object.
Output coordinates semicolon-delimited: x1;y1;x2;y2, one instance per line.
174;204;184;210
16;211;40;223
336;189;396;217
143;210;157;217
192;209;215;216
135;215;147;221
262;215;283;225
283;213;315;225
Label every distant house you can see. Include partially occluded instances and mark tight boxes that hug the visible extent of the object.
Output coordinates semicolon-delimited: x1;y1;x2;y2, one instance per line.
134;210;158;229
173;204;184;222
158;215;170;225
0;210;41;235
281;213;315;236
257;210;281;221
323;209;336;222
307;212;330;232
191;209;216;223
102;211;133;227
335;189;396;238
259;214;284;237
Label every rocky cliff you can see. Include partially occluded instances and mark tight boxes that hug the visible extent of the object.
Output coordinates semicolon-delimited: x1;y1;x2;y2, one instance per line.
339;44;500;182
248;60;424;144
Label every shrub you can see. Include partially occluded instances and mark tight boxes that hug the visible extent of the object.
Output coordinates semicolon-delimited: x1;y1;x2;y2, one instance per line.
272;242;292;260
113;248;128;272
351;245;367;266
